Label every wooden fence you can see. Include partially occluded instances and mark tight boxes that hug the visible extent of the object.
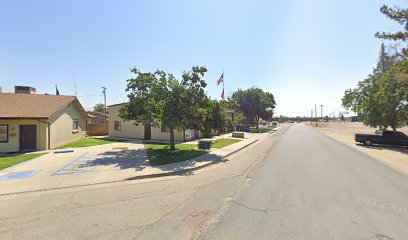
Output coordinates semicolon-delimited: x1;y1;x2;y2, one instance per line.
87;124;108;136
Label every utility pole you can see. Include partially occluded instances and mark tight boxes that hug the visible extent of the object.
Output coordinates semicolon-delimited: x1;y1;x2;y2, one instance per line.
311;109;313;125
102;86;107;119
320;104;323;118
315;104;318;127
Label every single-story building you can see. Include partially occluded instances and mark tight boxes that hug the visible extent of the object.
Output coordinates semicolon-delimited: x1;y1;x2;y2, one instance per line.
108;103;201;142
87;112;107;124
0;93;90;152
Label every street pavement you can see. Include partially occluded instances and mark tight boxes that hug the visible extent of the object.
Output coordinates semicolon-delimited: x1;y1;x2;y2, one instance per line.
1;124;408;239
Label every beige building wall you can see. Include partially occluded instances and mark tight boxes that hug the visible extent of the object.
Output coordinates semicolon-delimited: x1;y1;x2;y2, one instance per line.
49;102;88;149
151;127;184;142
108;105;145;139
108;104;184;141
0;119;48;152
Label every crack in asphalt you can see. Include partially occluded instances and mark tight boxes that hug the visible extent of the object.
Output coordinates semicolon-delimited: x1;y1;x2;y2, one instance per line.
230;200;279;213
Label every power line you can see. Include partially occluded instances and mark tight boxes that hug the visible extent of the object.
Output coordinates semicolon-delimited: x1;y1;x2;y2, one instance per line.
77;95;103;97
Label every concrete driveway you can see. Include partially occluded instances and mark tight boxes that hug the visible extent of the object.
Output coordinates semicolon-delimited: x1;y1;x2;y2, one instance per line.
0;140;149;194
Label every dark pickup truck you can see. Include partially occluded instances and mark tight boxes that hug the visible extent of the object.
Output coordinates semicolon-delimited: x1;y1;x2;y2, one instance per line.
355;130;408;146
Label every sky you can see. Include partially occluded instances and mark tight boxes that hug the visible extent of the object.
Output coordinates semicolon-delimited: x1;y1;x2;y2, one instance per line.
0;0;406;117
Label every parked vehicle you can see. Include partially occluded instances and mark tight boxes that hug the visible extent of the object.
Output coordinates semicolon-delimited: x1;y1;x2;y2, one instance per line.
355;130;408;146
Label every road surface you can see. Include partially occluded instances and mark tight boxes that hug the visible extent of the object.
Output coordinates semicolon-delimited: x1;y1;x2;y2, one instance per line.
1;124;408;240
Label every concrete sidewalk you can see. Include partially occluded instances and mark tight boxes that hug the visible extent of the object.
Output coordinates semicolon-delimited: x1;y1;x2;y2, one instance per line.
0;131;275;195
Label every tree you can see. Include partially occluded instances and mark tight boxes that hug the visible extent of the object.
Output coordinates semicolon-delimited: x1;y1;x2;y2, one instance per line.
342;46;408;130
199;98;227;137
375;60;408;129
375;5;408;57
231;87;276;128
92;103;106;115
342;45;395;129
119;66;209;150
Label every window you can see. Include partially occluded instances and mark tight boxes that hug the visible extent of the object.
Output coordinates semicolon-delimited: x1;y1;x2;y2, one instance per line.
73;119;79;133
161;123;167;132
0;125;8;142
392;132;406;138
114;121;121;131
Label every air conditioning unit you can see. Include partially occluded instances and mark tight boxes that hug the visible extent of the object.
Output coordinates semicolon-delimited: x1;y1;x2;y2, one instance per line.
14;86;36;94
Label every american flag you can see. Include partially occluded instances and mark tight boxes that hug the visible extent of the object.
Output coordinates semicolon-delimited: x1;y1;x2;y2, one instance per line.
217;73;224;85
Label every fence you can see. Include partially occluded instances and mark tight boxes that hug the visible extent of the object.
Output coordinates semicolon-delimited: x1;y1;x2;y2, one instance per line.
87;124;108;136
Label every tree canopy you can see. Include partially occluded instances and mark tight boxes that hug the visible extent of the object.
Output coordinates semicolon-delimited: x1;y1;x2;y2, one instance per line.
118;66;226;150
375;5;408;56
92;103;106;115
342;46;408;130
231;87;276;128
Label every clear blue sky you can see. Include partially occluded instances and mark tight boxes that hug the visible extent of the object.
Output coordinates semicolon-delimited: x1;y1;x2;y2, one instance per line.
0;0;406;117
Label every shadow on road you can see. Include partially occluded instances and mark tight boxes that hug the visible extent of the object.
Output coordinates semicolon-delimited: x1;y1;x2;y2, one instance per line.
357;143;408;155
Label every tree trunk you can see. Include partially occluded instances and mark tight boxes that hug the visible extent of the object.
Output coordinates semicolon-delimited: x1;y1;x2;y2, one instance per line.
169;128;175;151
256;117;259;129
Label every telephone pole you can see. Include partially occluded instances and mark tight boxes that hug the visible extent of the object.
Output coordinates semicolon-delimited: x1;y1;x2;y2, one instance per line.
311;109;313;124
102;86;107;119
320;104;323;118
315;104;318;126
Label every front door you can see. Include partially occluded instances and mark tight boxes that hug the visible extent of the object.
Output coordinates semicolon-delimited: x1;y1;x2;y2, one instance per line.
144;124;151;140
20;125;37;151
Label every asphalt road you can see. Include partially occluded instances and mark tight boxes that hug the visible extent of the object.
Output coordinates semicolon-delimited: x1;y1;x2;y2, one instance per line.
201;124;408;240
1;124;408;240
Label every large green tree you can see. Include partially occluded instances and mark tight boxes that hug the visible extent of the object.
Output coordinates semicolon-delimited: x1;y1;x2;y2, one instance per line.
342;46;408;130
231;87;276;128
343;4;408;130
376;60;408;129
119;66;211;150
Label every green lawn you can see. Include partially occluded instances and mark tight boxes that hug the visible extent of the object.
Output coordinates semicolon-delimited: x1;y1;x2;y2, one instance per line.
249;128;274;133
57;138;126;149
144;142;208;166
212;138;242;149
0;153;45;170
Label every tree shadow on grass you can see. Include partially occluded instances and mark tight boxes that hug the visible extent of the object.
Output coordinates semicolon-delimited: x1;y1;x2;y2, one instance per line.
356;143;408;155
126;153;227;180
79;149;150;171
153;153;221;171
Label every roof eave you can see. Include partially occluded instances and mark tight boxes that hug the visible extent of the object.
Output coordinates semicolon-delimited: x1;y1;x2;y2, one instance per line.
0;117;49;120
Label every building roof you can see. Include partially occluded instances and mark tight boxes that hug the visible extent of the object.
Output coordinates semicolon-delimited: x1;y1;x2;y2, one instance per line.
87;112;97;118
87;112;107;118
0;93;86;119
107;102;127;108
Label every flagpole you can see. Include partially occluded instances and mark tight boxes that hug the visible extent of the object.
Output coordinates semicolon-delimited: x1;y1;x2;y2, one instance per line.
222;70;225;100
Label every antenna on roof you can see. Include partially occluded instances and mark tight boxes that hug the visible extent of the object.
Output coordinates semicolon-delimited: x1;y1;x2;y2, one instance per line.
73;75;78;97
